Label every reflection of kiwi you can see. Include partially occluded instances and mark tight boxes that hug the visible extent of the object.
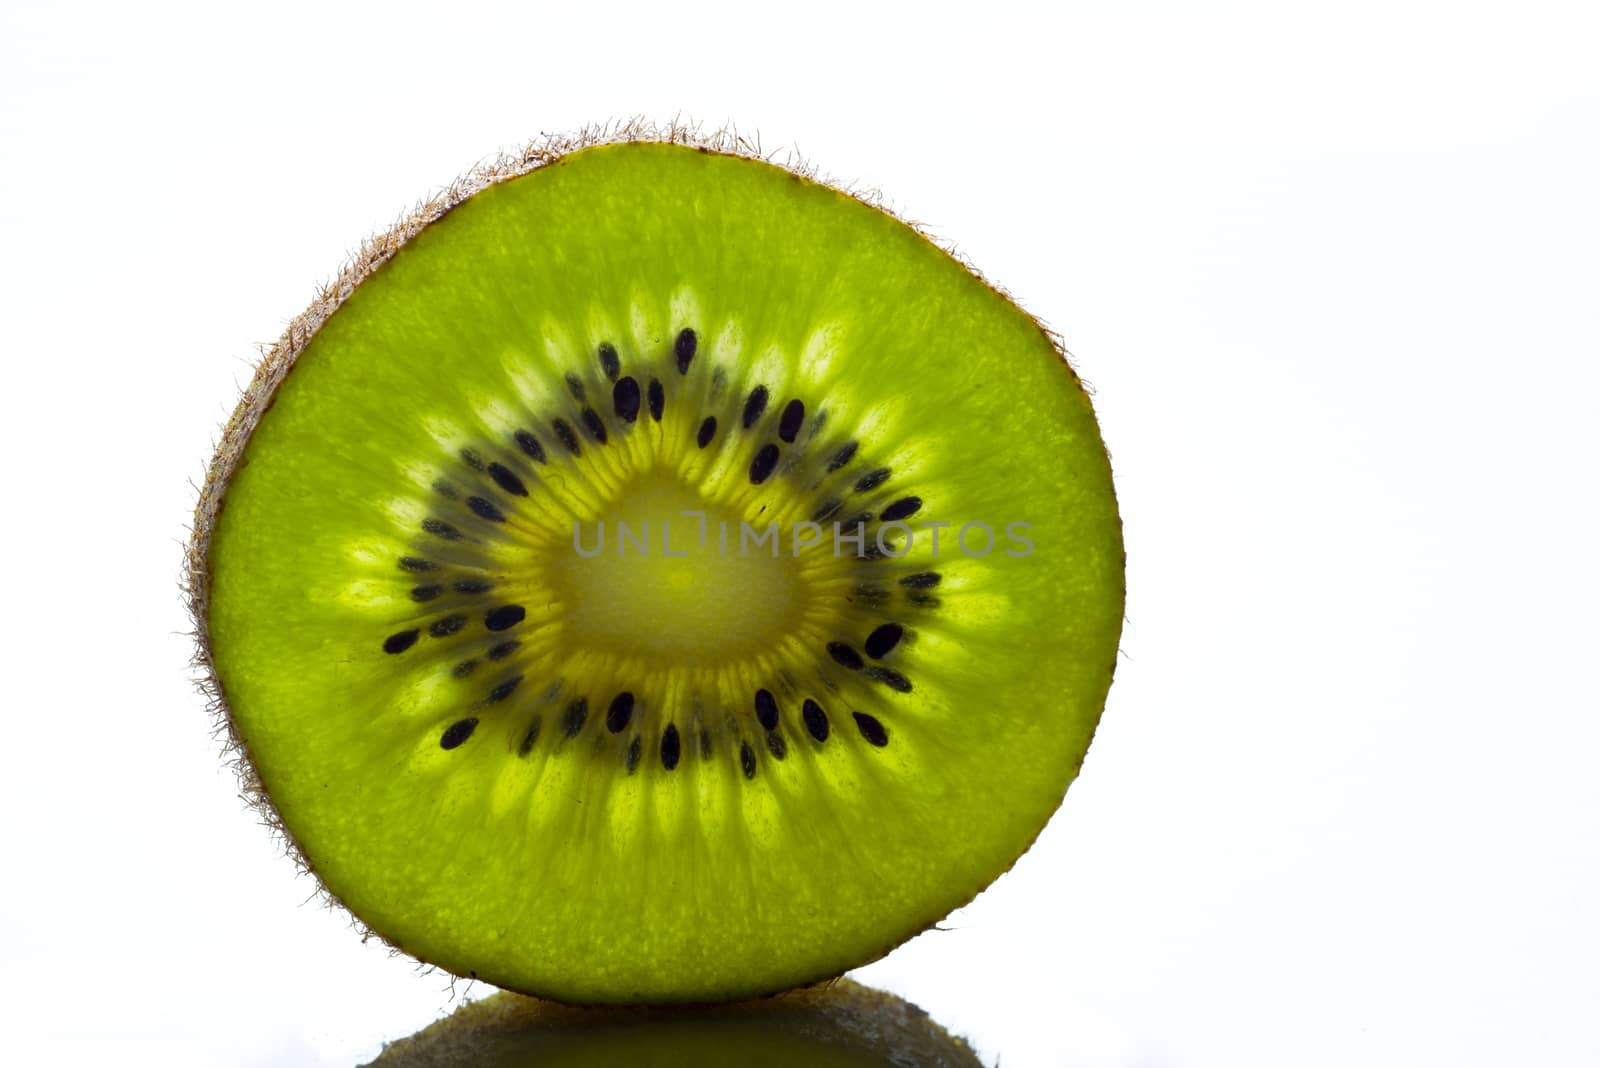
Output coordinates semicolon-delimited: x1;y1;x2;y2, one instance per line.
363;979;984;1068
190;124;1124;1003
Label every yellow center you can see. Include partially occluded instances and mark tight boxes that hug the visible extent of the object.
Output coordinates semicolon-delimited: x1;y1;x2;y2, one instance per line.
548;472;806;664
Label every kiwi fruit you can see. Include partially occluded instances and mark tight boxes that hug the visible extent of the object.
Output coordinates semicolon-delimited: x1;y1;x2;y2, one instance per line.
189;124;1124;1003
362;978;983;1068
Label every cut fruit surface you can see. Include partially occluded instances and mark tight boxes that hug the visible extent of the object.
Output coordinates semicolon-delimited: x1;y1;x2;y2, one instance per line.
194;135;1124;1003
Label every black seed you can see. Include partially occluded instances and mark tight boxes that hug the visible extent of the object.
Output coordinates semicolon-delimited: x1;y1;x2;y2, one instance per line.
740;741;757;779
742;385;769;428
487;675;523;703
440;718;479;750
865;667;913;693
579;408;606;444
487;462;528;497
411;584;444;603
661;724;681;770
383;629;419;654
399;556;436;573
626;736;642;773
880;496;922;522
853;711;889;747
854;584;889;608
900;572;942;589
514;429;548;464
485;604;525;632
606;692;635;733
860;544;886;561
429;615;467;638
458;448;486;471
518;717;542;756
827;642;864;670
802;699;830;742
778;399;805;442
696;416;717;448
699;727;713;758
754;689;780;731
487;640;519;660
467;496;506;522
599;342;621;380
854;467;891;493
647;378;664;420
909;593;942;608
864;623;904;659
766;730;787;760
453;578;492;595
827;441;858;471
552;419;581;456
842;511;873;529
432;480;460;500
422;518;461;540
811;499;842;523
451;659;478;678
674;328;697;373
750;443;780;484
565;372;586;402
613;376;641;422
563;698;588;737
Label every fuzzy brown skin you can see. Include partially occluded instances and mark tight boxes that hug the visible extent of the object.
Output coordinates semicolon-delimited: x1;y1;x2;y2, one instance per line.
362;978;987;1067
185;117;1114;997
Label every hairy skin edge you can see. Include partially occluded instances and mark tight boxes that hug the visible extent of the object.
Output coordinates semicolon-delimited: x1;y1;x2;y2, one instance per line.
365;978;984;1066
182;116;1122;997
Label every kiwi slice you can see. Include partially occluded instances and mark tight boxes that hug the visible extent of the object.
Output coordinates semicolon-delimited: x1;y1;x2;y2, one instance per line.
362;978;983;1068
190;128;1124;1003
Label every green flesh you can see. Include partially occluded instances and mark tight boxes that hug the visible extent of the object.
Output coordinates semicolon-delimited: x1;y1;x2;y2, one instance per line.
204;141;1123;1002
363;979;982;1067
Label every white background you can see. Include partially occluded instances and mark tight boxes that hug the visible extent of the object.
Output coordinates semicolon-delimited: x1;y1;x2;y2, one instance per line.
2;2;1596;1065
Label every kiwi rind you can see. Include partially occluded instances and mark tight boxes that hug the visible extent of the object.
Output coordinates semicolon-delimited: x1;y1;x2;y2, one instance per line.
361;977;985;1067
187;118;1124;998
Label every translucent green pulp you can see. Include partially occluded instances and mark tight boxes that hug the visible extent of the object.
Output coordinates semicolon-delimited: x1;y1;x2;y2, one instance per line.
205;142;1124;1002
